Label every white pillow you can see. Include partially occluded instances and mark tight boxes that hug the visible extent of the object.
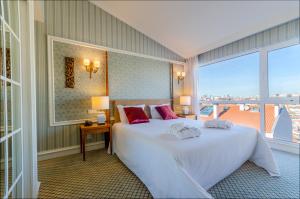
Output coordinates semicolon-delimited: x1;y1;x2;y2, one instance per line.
117;104;145;123
204;119;233;129
149;104;170;119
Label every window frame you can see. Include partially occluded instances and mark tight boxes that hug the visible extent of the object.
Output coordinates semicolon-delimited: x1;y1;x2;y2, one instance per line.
0;0;24;198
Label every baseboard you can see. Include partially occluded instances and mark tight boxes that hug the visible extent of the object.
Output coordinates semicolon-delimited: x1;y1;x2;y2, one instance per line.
267;138;300;155
38;141;105;161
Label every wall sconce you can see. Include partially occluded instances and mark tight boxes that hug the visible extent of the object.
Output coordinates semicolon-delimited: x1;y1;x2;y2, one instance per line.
84;58;101;79
176;71;185;84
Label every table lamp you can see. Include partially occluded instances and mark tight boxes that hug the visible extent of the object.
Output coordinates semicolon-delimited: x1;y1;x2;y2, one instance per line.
91;96;109;124
180;96;191;114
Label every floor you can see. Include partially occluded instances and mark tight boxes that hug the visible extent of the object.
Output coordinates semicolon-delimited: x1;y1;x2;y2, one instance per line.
38;149;299;198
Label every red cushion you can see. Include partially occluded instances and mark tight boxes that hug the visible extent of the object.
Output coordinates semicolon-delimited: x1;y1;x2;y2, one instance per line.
155;105;178;120
123;107;149;124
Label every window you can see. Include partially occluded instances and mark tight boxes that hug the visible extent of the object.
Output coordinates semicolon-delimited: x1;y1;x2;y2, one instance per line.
198;43;300;144
199;53;259;101
268;44;300;98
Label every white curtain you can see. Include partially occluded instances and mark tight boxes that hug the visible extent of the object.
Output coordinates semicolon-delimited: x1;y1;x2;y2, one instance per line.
184;56;200;115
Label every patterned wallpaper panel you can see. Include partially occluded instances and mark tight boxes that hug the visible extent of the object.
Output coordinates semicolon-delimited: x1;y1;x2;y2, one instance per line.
53;41;107;122
108;52;171;99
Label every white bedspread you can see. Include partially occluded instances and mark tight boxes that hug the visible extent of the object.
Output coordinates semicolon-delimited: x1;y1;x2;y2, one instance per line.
112;118;280;198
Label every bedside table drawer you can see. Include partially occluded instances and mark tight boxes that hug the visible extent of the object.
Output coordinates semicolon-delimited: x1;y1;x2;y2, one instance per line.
177;114;197;120
185;115;197;120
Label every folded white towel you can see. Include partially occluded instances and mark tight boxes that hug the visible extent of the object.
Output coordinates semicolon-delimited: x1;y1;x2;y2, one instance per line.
204;119;233;129
168;123;201;139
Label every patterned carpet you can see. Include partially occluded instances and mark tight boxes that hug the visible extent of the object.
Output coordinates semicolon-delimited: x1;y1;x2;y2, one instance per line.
38;149;299;198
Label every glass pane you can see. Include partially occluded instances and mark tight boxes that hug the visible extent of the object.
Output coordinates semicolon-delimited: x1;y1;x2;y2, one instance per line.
0;20;3;76
4;25;11;79
0;0;2;17
199;103;214;121
268;44;300;97
10;33;20;82
12;84;21;131
199;53;259;101
4;25;20;82
200;104;261;131
0;80;5;138
11;175;22;198
0;140;6;198
8;136;12;190
265;104;300;143
264;104;276;137
7;82;11;134
8;1;19;37
3;0;9;25
8;132;22;192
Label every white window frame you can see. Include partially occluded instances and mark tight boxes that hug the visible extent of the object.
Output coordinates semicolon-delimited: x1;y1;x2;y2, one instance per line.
199;38;300;138
0;0;24;198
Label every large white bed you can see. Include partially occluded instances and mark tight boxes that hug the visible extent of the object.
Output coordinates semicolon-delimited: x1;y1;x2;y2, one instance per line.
111;100;280;198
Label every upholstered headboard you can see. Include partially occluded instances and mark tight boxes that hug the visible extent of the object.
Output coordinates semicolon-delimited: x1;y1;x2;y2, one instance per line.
112;99;172;123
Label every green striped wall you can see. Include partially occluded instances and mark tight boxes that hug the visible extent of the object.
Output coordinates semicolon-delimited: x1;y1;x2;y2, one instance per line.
199;18;300;65
44;0;184;62
35;0;184;153
36;21;98;152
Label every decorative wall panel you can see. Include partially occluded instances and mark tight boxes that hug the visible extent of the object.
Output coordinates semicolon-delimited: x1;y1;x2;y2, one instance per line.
172;64;185;113
52;41;106;123
36;23;103;152
108;52;171;100
65;57;75;88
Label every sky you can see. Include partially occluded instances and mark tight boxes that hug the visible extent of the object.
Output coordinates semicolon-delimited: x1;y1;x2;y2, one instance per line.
268;44;300;96
198;44;300;98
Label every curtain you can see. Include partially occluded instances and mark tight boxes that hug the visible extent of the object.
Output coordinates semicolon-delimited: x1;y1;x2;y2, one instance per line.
184;56;200;115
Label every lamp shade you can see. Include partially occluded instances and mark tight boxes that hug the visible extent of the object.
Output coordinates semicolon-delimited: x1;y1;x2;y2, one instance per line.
83;58;90;66
94;60;100;68
180;96;191;106
91;96;109;110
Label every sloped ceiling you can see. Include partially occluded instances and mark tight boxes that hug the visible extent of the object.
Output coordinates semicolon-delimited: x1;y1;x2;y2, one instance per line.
91;1;299;58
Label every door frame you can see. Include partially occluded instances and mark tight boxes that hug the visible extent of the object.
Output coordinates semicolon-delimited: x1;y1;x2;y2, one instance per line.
19;0;39;198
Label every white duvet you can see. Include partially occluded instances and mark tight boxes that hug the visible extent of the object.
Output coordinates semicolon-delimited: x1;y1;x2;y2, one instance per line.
112;118;280;198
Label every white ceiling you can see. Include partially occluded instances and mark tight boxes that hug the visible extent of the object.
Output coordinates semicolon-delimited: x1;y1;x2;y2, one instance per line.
91;1;299;58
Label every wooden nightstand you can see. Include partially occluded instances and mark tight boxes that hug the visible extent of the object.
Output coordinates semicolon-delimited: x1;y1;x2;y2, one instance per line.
177;114;197;120
80;123;111;161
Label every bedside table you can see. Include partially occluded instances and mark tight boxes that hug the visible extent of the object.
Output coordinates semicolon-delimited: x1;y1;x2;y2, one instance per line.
80;123;111;161
177;114;197;120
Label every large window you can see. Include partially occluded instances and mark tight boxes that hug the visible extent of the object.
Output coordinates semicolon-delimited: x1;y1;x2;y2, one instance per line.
199;53;259;101
198;43;300;144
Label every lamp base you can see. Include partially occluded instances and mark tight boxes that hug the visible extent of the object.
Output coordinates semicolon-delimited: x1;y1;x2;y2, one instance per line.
97;112;106;124
182;106;189;114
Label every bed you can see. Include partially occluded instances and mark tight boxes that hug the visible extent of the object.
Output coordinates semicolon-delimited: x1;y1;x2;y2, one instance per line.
111;99;280;198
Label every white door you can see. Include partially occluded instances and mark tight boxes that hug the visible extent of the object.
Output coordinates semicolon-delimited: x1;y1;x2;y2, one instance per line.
0;0;23;198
